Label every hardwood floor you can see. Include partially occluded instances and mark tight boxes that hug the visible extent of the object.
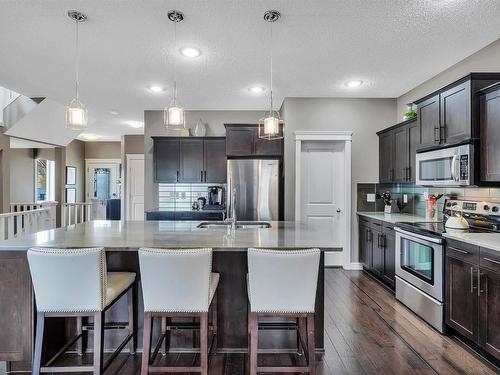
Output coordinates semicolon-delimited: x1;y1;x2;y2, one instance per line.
45;269;500;374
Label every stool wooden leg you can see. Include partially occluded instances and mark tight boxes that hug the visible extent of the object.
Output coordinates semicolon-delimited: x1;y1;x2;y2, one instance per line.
298;317;306;355
93;311;105;375
141;312;153;375
307;313;316;375
32;312;45;375
249;313;258;375
128;284;137;355
200;312;209;375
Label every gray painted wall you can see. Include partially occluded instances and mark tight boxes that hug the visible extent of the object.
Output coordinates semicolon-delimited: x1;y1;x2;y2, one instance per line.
85;141;121;159
282;98;396;262
397;38;500;119
144;110;262;211
10;148;35;202
65;140;85;202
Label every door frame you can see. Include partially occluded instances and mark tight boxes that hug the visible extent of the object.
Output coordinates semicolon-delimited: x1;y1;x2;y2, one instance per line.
125;154;145;220
294;130;353;269
85;158;121;202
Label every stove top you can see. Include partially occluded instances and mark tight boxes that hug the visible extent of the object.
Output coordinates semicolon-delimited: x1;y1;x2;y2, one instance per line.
395;221;494;239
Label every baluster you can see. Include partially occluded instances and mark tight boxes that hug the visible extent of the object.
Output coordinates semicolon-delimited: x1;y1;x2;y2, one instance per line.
80;204;85;223
0;217;5;240
62;205;66;227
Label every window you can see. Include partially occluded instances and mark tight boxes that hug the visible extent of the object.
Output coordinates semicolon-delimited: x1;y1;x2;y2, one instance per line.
35;159;55;201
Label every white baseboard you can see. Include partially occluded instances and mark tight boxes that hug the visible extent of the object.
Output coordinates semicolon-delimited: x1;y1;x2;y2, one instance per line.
324;251;343;266
343;262;363;270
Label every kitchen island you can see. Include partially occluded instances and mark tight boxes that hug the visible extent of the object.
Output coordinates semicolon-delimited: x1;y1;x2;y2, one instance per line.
0;220;334;371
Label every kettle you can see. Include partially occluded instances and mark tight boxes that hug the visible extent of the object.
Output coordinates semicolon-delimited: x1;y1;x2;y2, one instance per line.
445;204;469;230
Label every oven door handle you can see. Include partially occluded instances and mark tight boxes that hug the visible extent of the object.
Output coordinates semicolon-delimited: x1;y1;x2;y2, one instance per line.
451;154;459;182
394;227;443;244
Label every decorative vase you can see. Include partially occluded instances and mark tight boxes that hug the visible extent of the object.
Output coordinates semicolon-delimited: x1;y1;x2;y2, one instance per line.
193;119;206;137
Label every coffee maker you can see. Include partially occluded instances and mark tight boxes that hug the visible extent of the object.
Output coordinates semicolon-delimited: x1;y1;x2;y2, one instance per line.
207;186;224;206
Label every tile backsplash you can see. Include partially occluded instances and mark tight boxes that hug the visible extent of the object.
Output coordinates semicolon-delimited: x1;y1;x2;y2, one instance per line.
159;183;226;211
357;183;500;220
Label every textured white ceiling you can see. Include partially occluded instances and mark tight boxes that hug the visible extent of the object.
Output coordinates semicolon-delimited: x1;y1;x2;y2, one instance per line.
1;0;500;140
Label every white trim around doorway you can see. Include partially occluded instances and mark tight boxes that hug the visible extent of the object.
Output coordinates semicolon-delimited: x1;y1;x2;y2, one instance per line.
294;130;353;269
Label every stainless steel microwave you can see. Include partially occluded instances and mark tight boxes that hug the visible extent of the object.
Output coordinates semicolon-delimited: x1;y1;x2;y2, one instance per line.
416;144;473;186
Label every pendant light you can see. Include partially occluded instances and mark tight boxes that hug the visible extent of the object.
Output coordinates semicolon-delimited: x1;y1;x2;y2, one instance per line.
258;10;284;140
66;10;88;130
164;10;185;129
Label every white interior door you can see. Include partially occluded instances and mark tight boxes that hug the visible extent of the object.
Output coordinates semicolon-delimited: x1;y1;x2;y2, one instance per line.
126;154;145;220
300;140;345;258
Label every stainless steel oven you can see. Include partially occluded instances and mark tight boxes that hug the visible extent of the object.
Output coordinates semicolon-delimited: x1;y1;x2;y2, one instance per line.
394;227;444;332
416;144;473;186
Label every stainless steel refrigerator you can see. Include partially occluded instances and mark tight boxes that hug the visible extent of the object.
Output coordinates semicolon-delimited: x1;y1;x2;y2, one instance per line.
227;159;280;221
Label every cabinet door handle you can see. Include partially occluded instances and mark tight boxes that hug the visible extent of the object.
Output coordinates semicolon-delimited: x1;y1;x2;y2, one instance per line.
204;171;207;182
402;168;406;181
449;247;468;255
377;233;381;248
470;267;475;293
483;257;500;265
477;270;483;297
176;171;179;182
434;126;440;143
201;171;204;182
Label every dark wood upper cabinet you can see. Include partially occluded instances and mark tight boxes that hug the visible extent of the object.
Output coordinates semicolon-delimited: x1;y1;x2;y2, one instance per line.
225;124;283;157
179;139;204;183
153;137;226;183
417;94;440;147
154;138;180;183
445;255;478;341
204;138;227;183
414;73;500;150
408;121;419;182
479;85;500;182
378;131;393;183
225;126;255;156
392;126;409;182
377;118;416;184
440;81;471;143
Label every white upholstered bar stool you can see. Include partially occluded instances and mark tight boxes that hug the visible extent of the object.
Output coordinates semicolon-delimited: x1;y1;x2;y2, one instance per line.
27;247;137;375
138;248;219;375
247;248;321;375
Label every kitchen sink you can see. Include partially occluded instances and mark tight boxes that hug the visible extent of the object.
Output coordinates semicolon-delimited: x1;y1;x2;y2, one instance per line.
196;221;271;229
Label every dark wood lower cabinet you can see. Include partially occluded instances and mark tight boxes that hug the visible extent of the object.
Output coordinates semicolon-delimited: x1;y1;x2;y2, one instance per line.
445;241;500;361
479;269;500;359
358;216;395;289
445;256;478;341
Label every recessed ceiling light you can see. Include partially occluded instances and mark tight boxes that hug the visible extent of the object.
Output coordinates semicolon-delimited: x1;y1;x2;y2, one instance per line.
180;47;201;58
249;86;265;94
125;120;144;129
110;110;119;115
148;85;165;93
345;80;363;88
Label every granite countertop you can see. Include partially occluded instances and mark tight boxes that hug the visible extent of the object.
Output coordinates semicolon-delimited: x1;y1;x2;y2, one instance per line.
443;232;500;252
357;212;428;224
0;220;338;251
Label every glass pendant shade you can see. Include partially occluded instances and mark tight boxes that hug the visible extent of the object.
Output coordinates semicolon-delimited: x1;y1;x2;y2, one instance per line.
258;110;284;140
65;98;88;130
164;105;185;129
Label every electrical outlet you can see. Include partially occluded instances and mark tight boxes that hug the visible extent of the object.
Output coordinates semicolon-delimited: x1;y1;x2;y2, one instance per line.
367;194;376;202
403;194;408;204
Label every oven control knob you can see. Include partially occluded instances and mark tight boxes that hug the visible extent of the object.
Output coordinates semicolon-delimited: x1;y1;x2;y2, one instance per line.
492;206;499;213
484;205;490;211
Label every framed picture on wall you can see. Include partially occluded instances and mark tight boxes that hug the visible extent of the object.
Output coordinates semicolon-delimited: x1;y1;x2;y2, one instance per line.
66;188;76;203
66;166;76;185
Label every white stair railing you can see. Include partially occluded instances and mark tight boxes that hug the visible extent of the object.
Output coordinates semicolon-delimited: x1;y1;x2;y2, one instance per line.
61;202;93;227
0;207;55;240
10;201;58;229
